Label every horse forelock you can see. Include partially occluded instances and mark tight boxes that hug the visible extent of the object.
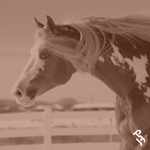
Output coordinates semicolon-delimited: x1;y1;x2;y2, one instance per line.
34;12;150;74
34;24;101;74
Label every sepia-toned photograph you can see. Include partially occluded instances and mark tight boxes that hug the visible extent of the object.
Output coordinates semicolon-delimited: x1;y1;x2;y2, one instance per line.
0;0;150;150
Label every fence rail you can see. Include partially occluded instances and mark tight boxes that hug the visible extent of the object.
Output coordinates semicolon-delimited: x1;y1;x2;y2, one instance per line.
0;107;120;150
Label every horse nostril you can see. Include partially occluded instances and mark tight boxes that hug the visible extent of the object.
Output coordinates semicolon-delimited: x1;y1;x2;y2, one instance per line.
14;88;23;99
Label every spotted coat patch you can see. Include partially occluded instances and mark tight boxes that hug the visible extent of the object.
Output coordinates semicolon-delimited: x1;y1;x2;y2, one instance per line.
110;43;150;100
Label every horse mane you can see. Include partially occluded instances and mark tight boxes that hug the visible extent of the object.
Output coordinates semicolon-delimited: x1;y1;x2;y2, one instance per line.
34;12;150;74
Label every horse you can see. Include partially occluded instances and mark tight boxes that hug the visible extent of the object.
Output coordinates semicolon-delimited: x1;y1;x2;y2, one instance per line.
11;13;150;150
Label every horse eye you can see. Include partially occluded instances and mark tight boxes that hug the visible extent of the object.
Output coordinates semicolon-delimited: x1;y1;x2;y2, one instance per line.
40;52;50;59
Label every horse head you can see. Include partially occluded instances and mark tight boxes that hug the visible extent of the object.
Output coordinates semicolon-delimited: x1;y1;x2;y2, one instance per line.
11;16;80;107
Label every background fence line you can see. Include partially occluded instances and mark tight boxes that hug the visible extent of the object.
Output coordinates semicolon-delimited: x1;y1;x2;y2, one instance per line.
0;107;120;150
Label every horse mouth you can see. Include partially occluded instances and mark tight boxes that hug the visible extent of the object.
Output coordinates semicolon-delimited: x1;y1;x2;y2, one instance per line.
23;98;36;107
24;92;43;107
30;93;37;99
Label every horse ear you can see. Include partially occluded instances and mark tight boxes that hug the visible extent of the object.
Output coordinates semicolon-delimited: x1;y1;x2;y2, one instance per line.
45;15;56;33
34;17;44;28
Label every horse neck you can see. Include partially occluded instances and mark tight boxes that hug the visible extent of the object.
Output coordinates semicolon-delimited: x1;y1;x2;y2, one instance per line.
93;57;126;99
93;34;149;101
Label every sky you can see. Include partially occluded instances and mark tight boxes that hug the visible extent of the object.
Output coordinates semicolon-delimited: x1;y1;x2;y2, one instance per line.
1;0;150;103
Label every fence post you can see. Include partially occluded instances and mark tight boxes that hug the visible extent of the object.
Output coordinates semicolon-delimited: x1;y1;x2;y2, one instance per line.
43;106;52;150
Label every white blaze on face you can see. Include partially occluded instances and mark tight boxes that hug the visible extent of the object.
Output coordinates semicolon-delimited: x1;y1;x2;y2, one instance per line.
110;43;150;99
27;43;45;81
30;43;45;72
15;43;45;90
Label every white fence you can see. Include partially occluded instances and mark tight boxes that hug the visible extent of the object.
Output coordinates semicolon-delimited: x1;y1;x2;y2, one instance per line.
0;107;120;150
